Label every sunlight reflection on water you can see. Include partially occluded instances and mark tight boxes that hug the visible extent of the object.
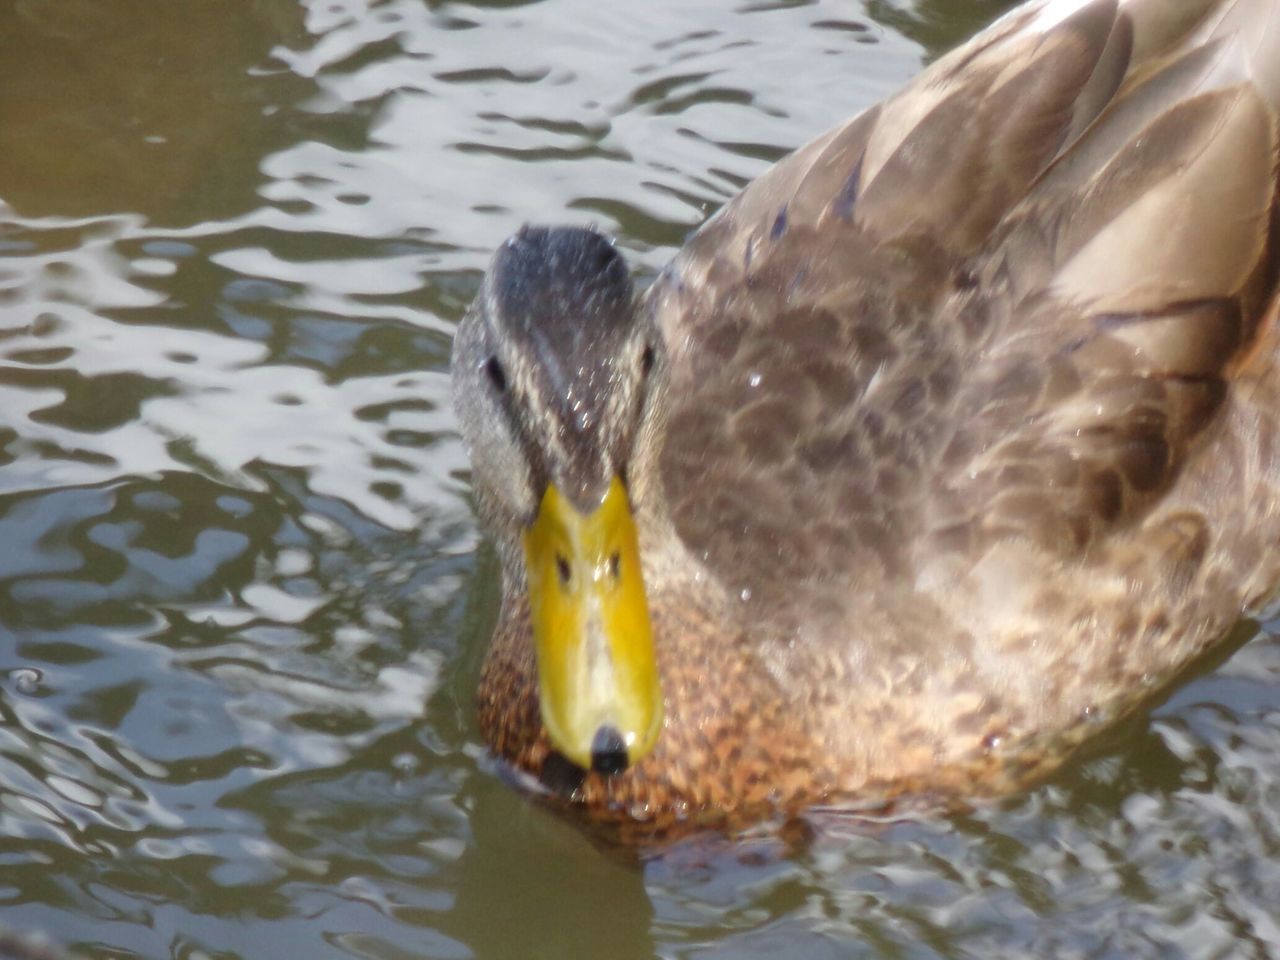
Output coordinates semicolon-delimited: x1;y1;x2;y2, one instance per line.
0;0;1277;958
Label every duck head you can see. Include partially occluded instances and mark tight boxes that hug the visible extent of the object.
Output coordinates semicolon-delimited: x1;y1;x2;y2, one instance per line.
452;225;663;775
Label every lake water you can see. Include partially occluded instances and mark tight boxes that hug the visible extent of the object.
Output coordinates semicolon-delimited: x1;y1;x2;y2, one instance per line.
1;1;1278;957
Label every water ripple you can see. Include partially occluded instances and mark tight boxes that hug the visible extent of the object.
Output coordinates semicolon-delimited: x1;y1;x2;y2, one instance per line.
1;0;1277;957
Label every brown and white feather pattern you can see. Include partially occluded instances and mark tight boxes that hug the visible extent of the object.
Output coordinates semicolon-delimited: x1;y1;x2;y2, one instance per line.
476;0;1280;834
632;0;1280;805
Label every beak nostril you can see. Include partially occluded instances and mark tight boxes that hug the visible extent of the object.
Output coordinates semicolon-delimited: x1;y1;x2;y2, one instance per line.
555;553;571;586
590;725;629;775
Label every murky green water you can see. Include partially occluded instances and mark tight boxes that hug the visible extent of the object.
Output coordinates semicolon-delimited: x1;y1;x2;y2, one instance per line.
0;1;1277;957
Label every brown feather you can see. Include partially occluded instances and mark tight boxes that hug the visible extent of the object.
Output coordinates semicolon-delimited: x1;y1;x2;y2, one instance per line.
461;0;1280;841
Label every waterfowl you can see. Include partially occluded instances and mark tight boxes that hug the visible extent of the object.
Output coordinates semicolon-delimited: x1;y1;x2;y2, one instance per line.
452;0;1280;836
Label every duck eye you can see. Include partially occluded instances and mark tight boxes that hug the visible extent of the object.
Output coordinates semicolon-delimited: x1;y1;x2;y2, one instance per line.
640;344;655;378
485;356;507;393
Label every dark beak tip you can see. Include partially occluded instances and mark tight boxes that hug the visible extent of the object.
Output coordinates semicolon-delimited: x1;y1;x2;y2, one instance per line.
589;725;629;775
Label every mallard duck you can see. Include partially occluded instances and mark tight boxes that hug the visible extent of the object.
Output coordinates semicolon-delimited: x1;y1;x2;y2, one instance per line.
452;0;1280;835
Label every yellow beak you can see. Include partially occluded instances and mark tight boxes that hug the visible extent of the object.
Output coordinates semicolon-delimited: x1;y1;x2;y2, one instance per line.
522;475;662;773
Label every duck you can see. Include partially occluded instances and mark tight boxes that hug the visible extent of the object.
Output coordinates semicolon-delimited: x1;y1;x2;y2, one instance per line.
451;0;1280;838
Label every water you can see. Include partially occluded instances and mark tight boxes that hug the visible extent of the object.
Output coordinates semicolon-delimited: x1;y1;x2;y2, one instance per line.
0;1;1277;957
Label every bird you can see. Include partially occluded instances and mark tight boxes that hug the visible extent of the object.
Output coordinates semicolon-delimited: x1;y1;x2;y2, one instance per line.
451;0;1280;839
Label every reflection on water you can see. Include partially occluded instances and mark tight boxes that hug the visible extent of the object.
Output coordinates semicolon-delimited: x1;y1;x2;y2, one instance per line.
0;0;1277;958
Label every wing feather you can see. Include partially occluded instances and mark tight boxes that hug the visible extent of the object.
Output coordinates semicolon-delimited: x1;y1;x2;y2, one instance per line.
647;0;1280;602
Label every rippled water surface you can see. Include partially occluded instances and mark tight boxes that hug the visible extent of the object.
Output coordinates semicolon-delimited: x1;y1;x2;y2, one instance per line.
1;1;1278;957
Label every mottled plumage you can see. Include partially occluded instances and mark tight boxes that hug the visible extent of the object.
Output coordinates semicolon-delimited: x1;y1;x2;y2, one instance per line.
453;0;1280;839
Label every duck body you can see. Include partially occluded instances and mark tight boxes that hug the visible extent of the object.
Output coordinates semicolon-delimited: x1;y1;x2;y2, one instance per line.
454;0;1280;836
